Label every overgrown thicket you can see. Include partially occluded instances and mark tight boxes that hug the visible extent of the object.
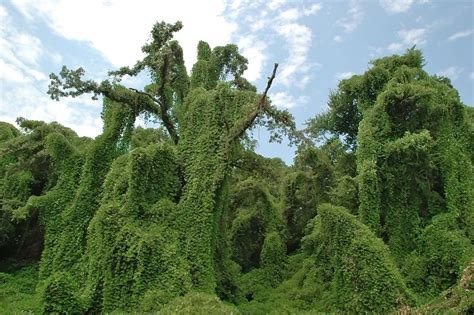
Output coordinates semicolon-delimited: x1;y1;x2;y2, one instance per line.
0;22;472;314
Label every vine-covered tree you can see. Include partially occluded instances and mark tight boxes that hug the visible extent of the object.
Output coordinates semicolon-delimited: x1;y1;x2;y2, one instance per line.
307;48;473;300
34;21;299;312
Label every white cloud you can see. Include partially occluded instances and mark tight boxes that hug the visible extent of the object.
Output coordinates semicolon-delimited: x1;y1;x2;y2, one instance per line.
0;4;103;138
231;2;322;87
275;23;313;86
269;91;308;109
399;28;427;45
334;72;355;81
297;75;312;89
387;28;426;52
448;30;474;41
251;19;266;32
369;46;385;57
10;0;320;89
437;66;463;81
279;3;322;21
13;33;43;65
470;72;474;80
272;3;322;87
279;8;300;21
379;0;414;13
379;0;430;13
387;42;403;52
305;3;323;15
0;59;27;83
11;0;237;70
268;0;286;11
237;36;267;82
336;0;364;33
0;82;103;138
51;52;63;64
232;8;272;82
0;4;47;83
270;91;295;109
333;35;343;43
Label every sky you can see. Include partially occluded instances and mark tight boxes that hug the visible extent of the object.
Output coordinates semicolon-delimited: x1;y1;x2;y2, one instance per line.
0;0;473;164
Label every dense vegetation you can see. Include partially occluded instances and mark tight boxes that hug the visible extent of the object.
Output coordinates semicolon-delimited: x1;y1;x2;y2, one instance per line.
0;22;472;314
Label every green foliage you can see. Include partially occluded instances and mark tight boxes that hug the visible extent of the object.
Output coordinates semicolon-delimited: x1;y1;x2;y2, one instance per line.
236;204;412;314
403;213;472;298
396;260;474;314
301;204;412;313
31;20;297;313
307;48;424;148
177;83;236;291
40;272;82;314
101;223;188;311
82;143;187;312
0;265;39;314
39;98;135;281
190;41;252;91
0;118;85;262
409;260;474;314
0;122;19;144
230;149;286;197
33;132;83;279
353;50;472;281
281;170;318;252
1;25;472;315
138;289;175;313
231;225;286;307
329;175;358;213
130;126;170;148
260;232;286;285
282;140;354;252
228;179;284;272
158;292;241;314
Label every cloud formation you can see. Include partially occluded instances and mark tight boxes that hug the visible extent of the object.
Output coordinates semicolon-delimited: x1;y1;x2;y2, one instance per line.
11;0;236;70
387;28;427;52
269;91;308;109
379;0;429;13
333;35;343;43
448;30;474;41
334;72;355;81
237;36;267;82
0;5;46;83
379;0;415;13
336;0;364;33
229;1;322;88
437;66;463;81
0;4;102;137
226;0;323;116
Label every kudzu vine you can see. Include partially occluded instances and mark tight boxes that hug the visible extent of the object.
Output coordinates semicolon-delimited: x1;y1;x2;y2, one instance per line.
0;23;471;314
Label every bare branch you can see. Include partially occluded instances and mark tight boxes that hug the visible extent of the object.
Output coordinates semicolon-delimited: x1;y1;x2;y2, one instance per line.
229;63;278;142
48;65;181;144
261;63;279;109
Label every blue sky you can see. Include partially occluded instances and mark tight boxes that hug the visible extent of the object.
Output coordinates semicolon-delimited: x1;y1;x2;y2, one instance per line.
0;0;472;164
